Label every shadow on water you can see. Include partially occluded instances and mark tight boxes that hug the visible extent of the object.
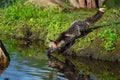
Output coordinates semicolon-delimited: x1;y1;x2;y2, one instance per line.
47;52;120;80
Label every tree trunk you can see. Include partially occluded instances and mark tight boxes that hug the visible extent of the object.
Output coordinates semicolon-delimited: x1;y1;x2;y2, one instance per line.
98;0;105;7
69;0;80;8
86;0;96;9
63;0;105;9
78;0;86;8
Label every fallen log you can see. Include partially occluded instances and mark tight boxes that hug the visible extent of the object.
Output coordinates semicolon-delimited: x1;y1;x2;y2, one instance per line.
0;40;10;75
0;40;10;62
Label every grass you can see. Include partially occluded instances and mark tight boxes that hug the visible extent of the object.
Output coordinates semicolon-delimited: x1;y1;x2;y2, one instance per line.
0;1;120;79
0;0;120;59
0;2;94;41
99;29;118;51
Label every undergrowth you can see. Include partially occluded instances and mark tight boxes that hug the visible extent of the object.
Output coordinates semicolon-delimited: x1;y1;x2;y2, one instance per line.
99;28;118;51
0;1;120;51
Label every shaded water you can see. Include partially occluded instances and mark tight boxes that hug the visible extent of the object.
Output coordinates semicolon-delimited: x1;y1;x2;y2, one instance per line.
0;39;120;80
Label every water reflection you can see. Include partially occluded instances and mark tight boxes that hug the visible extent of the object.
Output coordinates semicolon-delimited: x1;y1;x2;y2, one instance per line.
47;53;93;80
0;39;50;80
47;53;120;80
0;61;9;76
0;39;120;80
0;62;9;80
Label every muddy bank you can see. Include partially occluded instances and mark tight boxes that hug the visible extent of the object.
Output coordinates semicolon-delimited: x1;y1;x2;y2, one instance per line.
11;12;120;62
67;36;120;62
12;26;120;62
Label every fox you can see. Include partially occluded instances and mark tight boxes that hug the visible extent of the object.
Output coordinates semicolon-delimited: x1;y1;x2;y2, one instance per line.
48;8;105;53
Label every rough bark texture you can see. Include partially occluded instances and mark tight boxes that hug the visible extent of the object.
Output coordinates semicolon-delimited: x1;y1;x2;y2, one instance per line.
25;0;73;9
69;0;105;9
69;0;80;8
98;0;105;7
25;0;105;9
25;0;57;7
78;0;86;8
86;0;96;9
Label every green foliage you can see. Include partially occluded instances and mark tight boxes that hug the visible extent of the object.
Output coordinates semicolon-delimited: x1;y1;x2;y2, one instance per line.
97;71;117;80
99;29;118;41
0;1;120;79
104;41;115;51
0;0;120;53
52;53;65;63
99;29;118;51
3;4;40;24
2;38;46;58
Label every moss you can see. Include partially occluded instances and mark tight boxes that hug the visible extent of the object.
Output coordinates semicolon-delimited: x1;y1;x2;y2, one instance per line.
52;53;66;63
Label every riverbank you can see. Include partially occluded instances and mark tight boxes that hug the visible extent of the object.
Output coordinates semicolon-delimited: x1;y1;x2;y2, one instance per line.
0;2;120;62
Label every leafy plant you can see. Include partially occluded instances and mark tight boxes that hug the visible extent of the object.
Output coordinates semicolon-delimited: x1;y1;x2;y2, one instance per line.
104;41;115;51
99;29;118;51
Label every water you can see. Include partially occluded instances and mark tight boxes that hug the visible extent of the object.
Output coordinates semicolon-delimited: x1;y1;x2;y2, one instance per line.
0;55;51;80
0;39;120;80
0;39;52;80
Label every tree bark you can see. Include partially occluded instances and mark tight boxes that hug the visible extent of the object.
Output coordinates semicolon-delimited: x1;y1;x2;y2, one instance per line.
26;0;105;9
78;0;86;8
98;0;105;7
65;0;106;9
69;0;80;8
86;0;96;9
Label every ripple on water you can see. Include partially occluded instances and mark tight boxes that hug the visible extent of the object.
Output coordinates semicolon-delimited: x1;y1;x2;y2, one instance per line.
0;54;52;80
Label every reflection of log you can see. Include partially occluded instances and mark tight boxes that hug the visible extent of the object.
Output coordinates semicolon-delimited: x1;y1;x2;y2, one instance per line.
0;40;10;75
86;0;96;9
0;61;9;75
98;0;105;7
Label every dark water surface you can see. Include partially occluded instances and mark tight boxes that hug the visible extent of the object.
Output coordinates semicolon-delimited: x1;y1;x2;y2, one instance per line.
0;39;120;80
